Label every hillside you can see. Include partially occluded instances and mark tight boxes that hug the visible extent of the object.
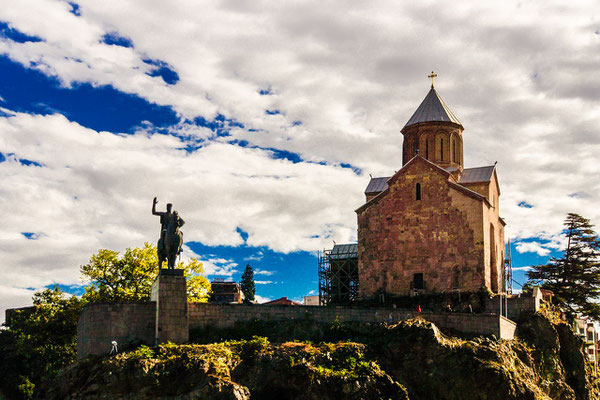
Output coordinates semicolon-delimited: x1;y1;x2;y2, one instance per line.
43;314;599;400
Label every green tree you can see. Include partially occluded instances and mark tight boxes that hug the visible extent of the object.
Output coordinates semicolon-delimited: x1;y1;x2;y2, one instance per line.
0;287;84;399
241;264;256;302
81;242;211;303
526;213;600;319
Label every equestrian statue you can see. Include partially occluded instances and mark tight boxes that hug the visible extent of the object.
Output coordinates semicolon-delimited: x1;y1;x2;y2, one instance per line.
152;197;185;269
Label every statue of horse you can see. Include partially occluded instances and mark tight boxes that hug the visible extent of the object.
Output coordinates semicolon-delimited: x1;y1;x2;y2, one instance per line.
158;212;184;269
153;198;185;269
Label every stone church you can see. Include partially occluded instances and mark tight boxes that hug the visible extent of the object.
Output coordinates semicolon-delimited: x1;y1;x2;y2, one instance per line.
355;80;505;299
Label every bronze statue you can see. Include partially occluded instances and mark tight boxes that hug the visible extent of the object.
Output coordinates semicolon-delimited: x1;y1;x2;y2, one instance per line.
152;197;185;269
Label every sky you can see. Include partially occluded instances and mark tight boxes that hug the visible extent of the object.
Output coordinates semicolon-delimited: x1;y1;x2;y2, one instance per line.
0;0;599;322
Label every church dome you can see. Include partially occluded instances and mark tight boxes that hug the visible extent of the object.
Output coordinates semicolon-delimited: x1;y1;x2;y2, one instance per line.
402;87;462;131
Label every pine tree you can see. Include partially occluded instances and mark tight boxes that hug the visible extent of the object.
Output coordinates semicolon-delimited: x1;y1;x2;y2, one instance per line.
526;213;600;319
240;264;256;302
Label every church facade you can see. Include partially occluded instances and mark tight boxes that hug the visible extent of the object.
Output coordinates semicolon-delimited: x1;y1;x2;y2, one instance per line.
356;83;505;299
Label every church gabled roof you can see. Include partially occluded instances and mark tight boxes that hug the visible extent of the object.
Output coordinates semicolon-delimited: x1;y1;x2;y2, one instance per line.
357;155;491;214
330;243;358;259
365;176;390;194
403;87;462;130
458;166;495;184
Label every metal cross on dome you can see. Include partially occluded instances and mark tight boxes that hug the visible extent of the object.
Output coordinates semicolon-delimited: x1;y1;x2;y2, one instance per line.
428;71;438;88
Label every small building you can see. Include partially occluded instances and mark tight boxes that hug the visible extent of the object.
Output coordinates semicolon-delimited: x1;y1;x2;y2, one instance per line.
210;279;243;304
574;317;597;369
263;297;302;306
303;295;320;306
4;306;36;326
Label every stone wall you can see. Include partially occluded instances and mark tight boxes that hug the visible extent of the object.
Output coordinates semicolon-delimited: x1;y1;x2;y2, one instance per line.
76;301;519;359
77;302;155;359
485;296;538;320
188;303;516;339
151;273;188;344
357;157;486;298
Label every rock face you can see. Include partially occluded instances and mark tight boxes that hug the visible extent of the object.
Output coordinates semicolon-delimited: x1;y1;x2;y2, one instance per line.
43;315;599;400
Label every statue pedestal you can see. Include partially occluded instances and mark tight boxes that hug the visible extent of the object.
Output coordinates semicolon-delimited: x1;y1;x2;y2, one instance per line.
151;269;188;345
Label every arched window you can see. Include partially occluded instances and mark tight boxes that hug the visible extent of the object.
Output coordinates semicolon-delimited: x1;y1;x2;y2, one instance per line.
425;139;429;159
440;138;444;161
416;183;421;200
452;139;456;162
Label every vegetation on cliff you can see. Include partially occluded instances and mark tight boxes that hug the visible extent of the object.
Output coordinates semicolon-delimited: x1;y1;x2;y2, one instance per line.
0;244;212;399
41;313;600;400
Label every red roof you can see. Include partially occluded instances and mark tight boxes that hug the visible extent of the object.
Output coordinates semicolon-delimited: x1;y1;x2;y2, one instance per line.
263;296;302;306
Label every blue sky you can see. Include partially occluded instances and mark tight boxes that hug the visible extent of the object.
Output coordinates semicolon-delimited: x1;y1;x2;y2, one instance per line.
0;1;598;319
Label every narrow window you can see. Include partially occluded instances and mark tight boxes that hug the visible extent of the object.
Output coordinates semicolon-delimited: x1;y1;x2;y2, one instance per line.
452;140;456;162
440;138;444;161
425;139;429;159
416;183;421;200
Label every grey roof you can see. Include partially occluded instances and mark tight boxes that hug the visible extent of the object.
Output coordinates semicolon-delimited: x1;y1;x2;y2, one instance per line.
365;176;391;194
458;166;495;183
403;87;462;129
330;243;358;259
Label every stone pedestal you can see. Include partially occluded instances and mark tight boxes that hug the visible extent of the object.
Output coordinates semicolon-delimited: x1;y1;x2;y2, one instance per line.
151;269;189;345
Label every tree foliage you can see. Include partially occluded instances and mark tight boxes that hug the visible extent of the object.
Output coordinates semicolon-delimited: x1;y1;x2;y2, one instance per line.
81;242;211;303
241;264;256;302
0;244;212;397
0;287;84;399
526;213;600;319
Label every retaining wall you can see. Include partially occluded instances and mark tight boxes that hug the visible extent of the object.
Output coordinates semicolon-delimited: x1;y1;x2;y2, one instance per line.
485;296;537;320
188;303;516;339
77;302;155;359
77;302;518;359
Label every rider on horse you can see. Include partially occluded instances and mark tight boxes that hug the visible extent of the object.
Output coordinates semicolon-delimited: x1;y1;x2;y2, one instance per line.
152;197;185;269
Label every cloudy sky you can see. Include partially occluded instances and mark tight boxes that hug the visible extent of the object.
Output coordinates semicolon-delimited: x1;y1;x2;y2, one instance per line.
0;0;598;321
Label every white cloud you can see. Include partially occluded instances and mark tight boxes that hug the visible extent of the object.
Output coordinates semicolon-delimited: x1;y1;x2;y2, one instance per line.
254;294;272;304
515;242;552;257
244;251;264;262
512;266;533;272
254;268;274;276
255;280;278;285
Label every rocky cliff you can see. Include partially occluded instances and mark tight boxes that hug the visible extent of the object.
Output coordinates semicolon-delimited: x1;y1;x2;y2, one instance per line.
43;314;599;400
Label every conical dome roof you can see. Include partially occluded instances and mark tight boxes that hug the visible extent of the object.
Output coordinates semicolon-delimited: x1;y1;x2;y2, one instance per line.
403;87;462;130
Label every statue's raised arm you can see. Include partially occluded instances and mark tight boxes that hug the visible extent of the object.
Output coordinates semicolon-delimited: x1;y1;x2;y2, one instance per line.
152;197;165;216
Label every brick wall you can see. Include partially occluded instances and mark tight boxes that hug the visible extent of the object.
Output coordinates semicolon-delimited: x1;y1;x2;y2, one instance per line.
77;302;155;359
188;303;516;339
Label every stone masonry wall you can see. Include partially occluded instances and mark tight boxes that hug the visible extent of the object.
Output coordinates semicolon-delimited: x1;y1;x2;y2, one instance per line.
485;296;537;321
77;301;518;359
188;303;516;339
77;302;155;359
151;274;188;344
357;158;486;298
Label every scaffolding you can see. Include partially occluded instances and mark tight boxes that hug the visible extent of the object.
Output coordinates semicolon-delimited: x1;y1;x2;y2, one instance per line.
318;243;359;306
504;238;513;295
